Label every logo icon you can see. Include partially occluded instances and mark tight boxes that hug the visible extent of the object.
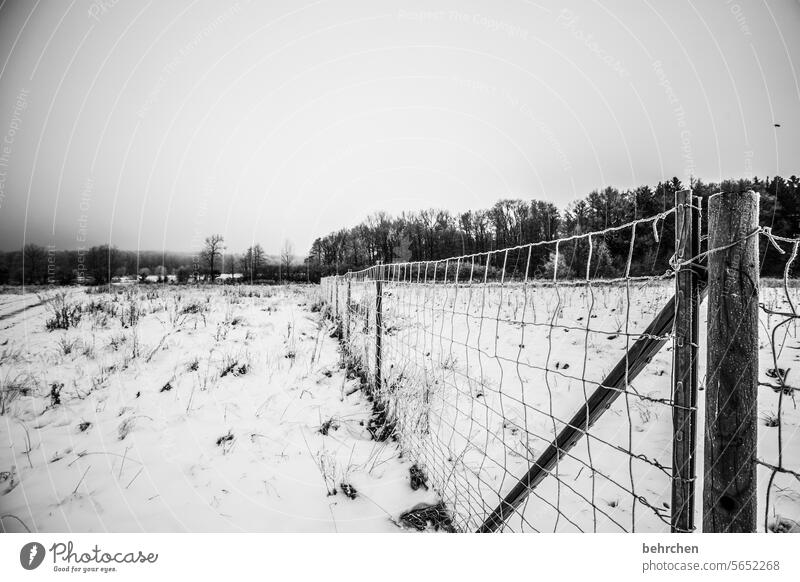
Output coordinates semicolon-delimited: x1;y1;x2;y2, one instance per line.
20;542;46;570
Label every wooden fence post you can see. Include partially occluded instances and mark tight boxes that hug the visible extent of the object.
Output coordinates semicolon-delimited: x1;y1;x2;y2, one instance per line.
704;190;759;533
671;189;701;532
345;278;351;345
375;265;383;393
477;278;710;532
334;277;339;322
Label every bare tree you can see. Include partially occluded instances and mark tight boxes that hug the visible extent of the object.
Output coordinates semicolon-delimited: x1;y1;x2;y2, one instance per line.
252;244;265;278
86;244;120;286
280;239;293;282
241;244;265;283
227;253;239;279
22;243;47;285
202;234;225;280
239;248;253;280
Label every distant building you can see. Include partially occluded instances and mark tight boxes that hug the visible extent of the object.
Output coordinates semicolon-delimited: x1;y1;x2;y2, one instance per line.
215;273;243;283
111;276;135;285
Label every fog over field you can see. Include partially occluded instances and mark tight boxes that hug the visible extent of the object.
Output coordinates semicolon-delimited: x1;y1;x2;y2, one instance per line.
0;1;798;255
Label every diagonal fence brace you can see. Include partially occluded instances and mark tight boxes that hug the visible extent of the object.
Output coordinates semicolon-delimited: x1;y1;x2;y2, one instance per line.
477;275;708;533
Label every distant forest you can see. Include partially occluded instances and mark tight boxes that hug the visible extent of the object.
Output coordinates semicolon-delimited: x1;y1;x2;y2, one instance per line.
2;175;798;286
306;175;800;281
0;242;304;286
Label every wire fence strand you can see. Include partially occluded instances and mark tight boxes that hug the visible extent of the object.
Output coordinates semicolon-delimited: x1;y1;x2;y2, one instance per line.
318;199;800;533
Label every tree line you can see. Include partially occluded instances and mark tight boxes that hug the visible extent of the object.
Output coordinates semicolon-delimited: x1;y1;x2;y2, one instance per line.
305;175;800;281
4;175;798;286
0;236;302;286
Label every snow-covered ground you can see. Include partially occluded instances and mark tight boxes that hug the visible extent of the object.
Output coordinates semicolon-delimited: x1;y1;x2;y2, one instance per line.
2;282;798;534
336;278;800;533
0;285;437;533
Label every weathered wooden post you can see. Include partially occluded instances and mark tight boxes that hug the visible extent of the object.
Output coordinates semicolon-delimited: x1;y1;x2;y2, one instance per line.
375;264;383;394
704;190;759;533
345;278;351;345
334;277;339;323
671;189;701;532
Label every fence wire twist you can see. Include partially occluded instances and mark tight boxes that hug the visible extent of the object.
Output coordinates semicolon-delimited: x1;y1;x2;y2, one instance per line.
672;223;800;533
320;200;800;533
322;209;684;533
751;229;800;533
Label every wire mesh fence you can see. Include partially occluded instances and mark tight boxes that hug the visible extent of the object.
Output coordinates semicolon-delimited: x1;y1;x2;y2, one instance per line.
322;207;686;533
319;190;800;533
752;230;800;533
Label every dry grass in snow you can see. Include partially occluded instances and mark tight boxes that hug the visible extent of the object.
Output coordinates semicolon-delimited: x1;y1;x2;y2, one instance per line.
0;284;438;533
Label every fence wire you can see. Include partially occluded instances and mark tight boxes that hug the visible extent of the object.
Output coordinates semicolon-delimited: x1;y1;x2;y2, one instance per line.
322;210;683;532
672;222;800;533
320;205;800;533
754;230;800;533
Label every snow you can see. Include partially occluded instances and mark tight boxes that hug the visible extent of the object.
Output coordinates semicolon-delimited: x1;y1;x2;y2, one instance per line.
338;278;800;532
0;285;436;533
1;281;798;534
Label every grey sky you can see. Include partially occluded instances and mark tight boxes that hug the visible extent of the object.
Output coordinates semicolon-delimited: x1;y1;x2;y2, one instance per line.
0;0;798;255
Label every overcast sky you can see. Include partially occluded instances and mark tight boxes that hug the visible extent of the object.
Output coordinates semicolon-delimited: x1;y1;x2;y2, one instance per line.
0;0;798;255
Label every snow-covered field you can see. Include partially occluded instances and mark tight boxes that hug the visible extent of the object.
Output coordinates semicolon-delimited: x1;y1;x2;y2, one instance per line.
2;282;798;534
0;285;437;533
336;278;800;533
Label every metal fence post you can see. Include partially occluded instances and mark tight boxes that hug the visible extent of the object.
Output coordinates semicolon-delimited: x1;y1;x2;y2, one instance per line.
671;189;701;532
704;190;759;533
375;265;383;393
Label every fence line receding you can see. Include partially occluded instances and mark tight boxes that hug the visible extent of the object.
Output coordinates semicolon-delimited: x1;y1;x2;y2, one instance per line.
318;189;800;534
